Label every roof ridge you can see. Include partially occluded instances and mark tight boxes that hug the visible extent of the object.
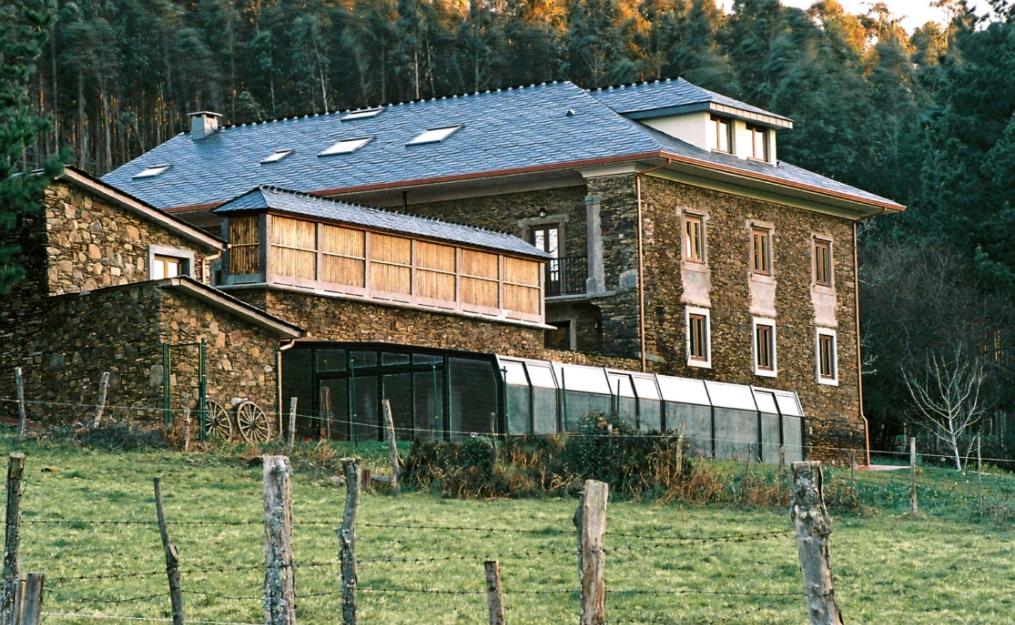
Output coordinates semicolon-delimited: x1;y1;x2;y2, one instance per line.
218;80;574;131
252;185;521;239
589;76;684;93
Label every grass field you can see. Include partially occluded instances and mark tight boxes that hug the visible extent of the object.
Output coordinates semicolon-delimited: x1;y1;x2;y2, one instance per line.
0;434;1012;625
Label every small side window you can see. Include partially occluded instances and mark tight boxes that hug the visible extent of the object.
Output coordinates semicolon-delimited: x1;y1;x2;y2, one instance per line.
753;318;777;377
710;115;733;154
817;330;838;385
814;238;833;286
684;214;705;263
686;307;711;368
751;227;772;276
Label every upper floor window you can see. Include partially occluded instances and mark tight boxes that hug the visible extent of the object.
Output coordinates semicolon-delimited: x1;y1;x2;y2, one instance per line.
817;330;837;384
684;214;704;263
753;318;777;377
748;125;770;162
710;115;733;154
152;254;185;279
813;238;833;286
751;227;772;276
686;307;711;368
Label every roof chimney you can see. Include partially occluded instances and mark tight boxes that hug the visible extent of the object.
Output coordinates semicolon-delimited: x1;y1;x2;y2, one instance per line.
188;111;222;140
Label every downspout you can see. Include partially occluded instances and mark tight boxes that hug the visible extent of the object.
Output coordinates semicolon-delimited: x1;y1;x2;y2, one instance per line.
276;339;298;437
853;222;871;466
202;247;223;285
633;160;672;373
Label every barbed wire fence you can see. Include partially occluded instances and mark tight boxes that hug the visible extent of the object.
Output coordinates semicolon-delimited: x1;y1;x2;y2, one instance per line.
0;449;852;625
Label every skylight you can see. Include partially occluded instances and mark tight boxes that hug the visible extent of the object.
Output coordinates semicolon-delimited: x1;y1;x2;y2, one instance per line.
342;107;383;121
261;149;293;164
319;137;373;156
133;164;171;179
407;126;461;146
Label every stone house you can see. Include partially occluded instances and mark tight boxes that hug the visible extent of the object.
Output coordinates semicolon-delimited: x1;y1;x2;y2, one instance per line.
5;78;904;460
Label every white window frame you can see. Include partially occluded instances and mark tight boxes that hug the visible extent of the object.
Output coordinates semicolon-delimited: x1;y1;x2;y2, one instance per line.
319;136;373;156
341;107;383;121
148;244;195;280
133;164;171;179
815;328;839;386
407;125;462;145
261;149;293;164
685;306;712;369
752;316;778;378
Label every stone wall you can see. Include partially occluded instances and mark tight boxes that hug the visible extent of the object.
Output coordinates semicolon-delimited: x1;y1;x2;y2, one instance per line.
0;281;280;429
43;180;212;294
638;175;863;458
230;287;545;357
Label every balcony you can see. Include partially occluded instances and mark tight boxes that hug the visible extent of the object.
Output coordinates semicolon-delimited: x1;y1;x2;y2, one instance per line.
546;255;588;297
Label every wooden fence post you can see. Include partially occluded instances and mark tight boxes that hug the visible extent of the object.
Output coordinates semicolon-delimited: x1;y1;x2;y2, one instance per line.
484;560;505;625
381;400;400;497
574;479;608;625
909;437;919;515
339;458;361;625
262;456;296;625
17;573;42;625
319;387;332;442
92;371;110;428
976;436;983;516
1;453;25;625
182;408;192;453
790;461;844;625
153;478;184;625
13;370;25;439
287;398;298;457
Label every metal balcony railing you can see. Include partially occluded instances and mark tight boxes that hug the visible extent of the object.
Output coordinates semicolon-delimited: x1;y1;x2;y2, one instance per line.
545;255;587;297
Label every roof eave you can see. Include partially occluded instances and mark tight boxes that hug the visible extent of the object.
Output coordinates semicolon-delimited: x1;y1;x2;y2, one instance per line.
159;276;304;338
622;102;793;129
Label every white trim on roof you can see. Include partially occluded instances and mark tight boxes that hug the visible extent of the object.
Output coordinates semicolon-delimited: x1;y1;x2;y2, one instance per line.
320;137;373;156
407;125;462;145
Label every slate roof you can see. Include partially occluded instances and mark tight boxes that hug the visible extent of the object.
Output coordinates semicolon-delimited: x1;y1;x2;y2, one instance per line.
214;186;548;258
102;79;901;211
590;78;793;124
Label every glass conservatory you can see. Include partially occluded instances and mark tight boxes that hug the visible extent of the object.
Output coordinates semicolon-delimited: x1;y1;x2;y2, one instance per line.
281;344;806;463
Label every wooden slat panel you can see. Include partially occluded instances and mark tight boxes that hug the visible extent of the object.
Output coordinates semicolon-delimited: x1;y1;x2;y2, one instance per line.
503;257;539;286
370;263;411;294
504;284;540;314
416;269;455;302
461;249;499;279
462;276;498;308
229;215;259;245
369;233;411;264
321;225;365;258
271;216;317;250
271;246;316;279
322;256;365;287
416;241;456;272
228;215;261;275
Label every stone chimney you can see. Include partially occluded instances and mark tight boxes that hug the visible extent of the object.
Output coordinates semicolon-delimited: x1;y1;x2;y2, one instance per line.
188;111;222;140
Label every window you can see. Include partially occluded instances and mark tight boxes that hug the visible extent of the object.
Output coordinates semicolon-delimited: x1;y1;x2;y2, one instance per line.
545;320;573;350
684;214;704;263
152;255;184;279
753;319;777;376
686;307;711;367
407;126;461;145
133;164;171;179
813;238;833;286
319;137;373;156
748;125;770;162
710;115;733;154
530;223;561;295
341;107;383;121
751;227;772;276
261;149;293;164
816;330;838;385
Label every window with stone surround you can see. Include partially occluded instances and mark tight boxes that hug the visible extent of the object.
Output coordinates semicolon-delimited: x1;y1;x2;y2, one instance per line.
686;306;711;368
813;238;833;286
751;227;772;276
148;244;194;280
816;329;838;385
684;214;705;263
752;318;777;377
710;114;733;154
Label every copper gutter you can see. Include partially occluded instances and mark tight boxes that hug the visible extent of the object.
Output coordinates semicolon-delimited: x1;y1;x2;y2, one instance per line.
633;160;673;372
853;221;871;466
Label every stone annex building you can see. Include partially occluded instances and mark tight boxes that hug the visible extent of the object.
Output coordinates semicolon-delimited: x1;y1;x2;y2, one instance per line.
1;79;903;462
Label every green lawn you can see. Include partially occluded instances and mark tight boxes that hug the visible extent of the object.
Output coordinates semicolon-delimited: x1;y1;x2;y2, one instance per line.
1;435;1012;625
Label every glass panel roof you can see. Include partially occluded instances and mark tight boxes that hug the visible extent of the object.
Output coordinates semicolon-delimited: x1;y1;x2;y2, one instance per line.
657;376;710;406
775;392;803;416
706;381;756;411
631;375;660;400
607;372;636;398
501;360;527;386
341;107;383;121
753;389;778;414
554;364;609;394
526;362;557;389
261;149;293;164
407;125;461;146
133;164;171;179
319;137;373;156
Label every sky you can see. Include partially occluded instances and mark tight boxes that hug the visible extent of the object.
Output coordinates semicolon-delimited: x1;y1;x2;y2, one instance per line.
720;0;997;32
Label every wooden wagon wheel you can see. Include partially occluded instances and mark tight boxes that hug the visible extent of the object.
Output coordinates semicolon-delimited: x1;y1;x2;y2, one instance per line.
235;401;271;443
204;399;233;440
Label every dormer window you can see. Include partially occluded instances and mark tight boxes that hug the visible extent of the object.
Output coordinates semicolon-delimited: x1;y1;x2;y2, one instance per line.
134;164;171;179
710;115;733;154
261;149;293;164
319;137;373;156
408;126;461;146
748;125;770;162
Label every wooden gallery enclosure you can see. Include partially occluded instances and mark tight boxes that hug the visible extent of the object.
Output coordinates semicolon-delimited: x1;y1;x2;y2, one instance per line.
213;186;548;324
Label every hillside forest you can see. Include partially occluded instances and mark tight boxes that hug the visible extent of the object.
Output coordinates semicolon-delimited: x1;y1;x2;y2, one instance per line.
6;0;1015;457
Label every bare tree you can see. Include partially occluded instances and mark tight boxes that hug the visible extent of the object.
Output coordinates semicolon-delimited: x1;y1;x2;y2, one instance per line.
901;346;987;470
